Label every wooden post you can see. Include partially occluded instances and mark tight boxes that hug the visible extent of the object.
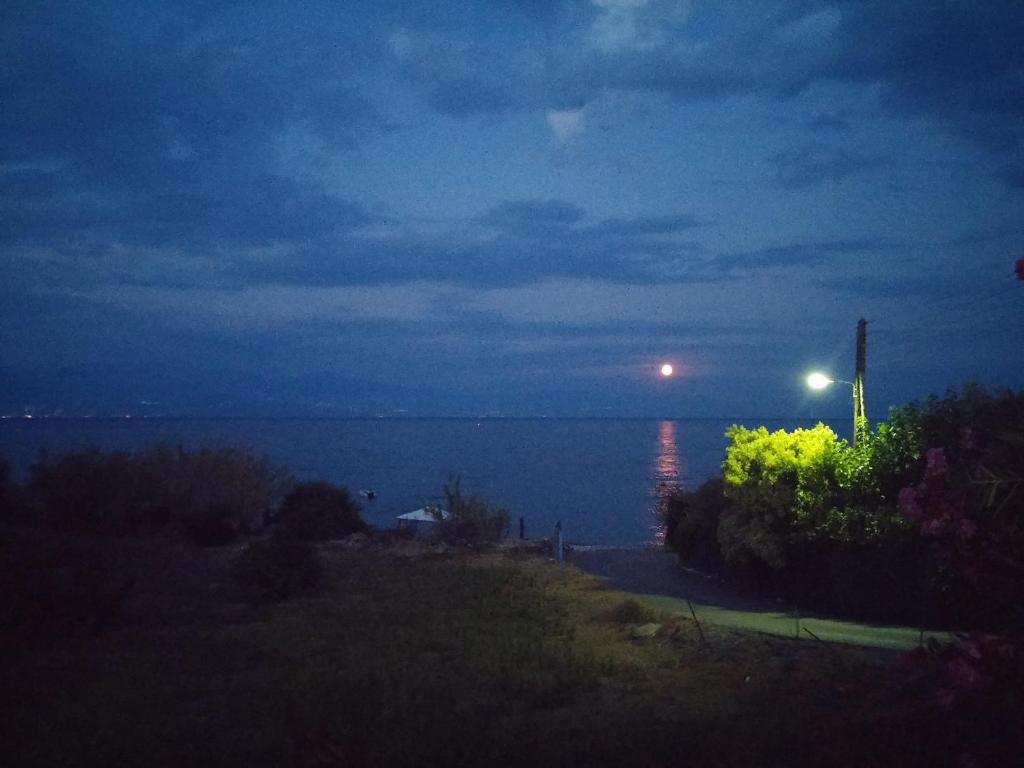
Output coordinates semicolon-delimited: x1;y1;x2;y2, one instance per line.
553;521;563;563
519;516;525;540
853;318;868;446
687;599;709;650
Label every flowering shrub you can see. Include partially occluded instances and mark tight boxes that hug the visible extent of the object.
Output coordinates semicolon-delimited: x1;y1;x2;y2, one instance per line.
902;632;1024;766
897;388;1024;627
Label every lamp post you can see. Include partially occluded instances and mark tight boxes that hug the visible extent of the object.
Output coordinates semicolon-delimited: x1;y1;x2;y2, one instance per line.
806;319;869;446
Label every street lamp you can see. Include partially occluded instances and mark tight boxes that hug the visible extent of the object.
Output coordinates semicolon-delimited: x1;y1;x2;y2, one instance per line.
804;320;869;446
806;372;854;391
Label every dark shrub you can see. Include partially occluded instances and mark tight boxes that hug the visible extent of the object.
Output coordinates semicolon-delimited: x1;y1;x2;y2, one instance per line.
26;444;292;541
167;446;291;539
607;598;655;625
663;477;728;572
0;455;9;519
895;386;1024;628
436;475;509;544
0;528;134;647
28;447;137;533
277;481;367;541
234;534;322;603
180;503;242;547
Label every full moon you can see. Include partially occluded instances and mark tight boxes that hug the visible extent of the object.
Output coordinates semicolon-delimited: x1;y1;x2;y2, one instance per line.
660;363;674;377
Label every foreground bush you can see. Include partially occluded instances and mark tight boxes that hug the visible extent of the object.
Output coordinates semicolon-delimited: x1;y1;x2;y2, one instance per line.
276;481;367;541
26;444;292;543
0;455;9;519
0;527;133;647
234;534;322;603
666;386;1023;627
896;386;1024;627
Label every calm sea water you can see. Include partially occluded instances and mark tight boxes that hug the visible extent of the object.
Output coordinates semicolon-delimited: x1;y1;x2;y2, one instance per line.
0;418;844;545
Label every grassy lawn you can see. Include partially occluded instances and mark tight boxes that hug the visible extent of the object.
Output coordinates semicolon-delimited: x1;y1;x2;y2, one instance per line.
636;594;954;650
1;538;966;767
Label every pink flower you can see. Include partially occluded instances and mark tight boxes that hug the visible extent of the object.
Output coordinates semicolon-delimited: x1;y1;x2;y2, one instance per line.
934;687;956;710
960;639;983;660
959;426;978;451
898;486;922;521
946;656;982;690
925;447;948;478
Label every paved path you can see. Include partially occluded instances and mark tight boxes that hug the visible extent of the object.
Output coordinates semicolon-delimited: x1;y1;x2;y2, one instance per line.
570;547;774;611
570;547;953;650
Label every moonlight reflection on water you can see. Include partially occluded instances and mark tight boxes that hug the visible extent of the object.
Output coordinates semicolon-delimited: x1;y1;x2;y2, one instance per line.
650;420;682;544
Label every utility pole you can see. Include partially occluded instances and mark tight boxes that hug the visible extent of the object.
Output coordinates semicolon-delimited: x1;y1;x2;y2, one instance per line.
853;318;868;446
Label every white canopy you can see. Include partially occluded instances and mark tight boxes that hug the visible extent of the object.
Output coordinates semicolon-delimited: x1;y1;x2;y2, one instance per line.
396;507;449;522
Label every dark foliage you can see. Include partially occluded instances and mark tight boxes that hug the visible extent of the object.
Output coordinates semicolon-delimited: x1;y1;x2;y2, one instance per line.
606;597;655;625
26;444;291;543
897;386;1024;628
234;534;323;603
666;387;1024;627
0;526;133;648
436;474;509;543
276;481;367;541
181;503;243;547
0;454;9;519
662;477;727;572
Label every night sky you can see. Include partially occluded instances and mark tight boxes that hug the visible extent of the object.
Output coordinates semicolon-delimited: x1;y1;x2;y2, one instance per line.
3;1;1022;418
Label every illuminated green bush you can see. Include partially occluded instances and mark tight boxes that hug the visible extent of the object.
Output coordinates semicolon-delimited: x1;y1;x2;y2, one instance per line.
716;421;918;570
718;423;841;567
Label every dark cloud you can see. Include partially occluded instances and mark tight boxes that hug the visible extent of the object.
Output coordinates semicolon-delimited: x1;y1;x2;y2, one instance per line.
590;213;704;237
0;1;389;250
481;199;586;229
807;111;852;132
711;238;895;274
820;3;1024;140
386;28;544;116
1000;165;1024;190
770;146;887;188
388;2;1022;187
167;199;705;288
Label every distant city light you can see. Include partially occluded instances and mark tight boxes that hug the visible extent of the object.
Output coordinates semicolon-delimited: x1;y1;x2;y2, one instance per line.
660;363;674;377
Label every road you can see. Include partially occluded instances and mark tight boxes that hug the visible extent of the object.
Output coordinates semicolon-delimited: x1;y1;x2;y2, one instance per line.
570;546;953;650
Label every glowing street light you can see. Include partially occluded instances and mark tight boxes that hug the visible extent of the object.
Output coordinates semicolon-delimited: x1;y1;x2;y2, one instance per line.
806;321;869;447
806;372;833;390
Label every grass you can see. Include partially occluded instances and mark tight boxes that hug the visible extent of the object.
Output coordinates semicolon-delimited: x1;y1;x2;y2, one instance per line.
0;536;967;767
636;594;954;650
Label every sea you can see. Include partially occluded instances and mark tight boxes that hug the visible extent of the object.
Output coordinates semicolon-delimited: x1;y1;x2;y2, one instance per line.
0;418;847;546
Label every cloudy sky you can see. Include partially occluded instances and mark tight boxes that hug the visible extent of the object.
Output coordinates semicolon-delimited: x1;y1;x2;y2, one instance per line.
2;0;1022;418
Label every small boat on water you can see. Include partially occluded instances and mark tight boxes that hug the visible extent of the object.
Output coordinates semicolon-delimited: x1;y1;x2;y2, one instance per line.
358;489;376;500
